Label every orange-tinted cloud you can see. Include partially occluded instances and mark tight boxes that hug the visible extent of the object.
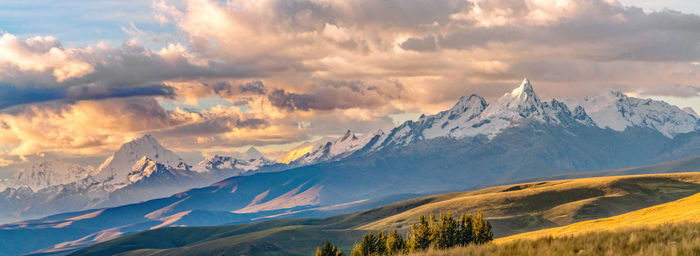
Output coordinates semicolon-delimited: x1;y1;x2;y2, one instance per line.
3;0;700;166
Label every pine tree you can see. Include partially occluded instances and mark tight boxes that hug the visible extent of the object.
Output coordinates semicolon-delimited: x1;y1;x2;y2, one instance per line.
458;212;474;245
432;211;459;249
407;215;433;252
386;229;407;255
315;241;344;256
350;231;388;256
472;211;494;244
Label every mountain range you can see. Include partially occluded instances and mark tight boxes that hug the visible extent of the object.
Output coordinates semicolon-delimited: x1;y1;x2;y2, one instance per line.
3;78;700;255
0;135;280;223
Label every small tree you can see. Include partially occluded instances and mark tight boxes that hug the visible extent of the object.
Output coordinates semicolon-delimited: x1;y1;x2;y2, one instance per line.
458;213;474;245
315;241;344;256
386;229;407;255
407;215;433;252
472;211;494;244
350;231;387;256
432;211;459;249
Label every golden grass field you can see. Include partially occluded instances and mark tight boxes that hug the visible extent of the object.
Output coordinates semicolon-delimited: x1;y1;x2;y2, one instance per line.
497;190;700;243
359;172;700;237
407;190;700;256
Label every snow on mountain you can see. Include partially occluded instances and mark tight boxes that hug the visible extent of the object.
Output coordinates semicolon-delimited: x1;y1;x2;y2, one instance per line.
194;155;276;174
292;130;383;165
94;135;183;188
684;107;699;118
126;157;167;184
0;160;96;192
564;91;700;138
370;78;594;150
192;146;277;174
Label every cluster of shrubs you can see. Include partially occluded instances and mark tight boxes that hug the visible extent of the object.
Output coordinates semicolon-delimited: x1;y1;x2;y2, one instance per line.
315;211;493;256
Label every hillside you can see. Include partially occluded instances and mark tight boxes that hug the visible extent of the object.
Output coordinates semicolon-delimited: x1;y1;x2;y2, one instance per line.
70;172;700;256
409;222;700;256
409;189;700;255
498;189;700;243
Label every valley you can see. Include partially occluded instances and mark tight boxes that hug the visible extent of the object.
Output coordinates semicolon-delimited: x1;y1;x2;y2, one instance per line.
68;172;700;256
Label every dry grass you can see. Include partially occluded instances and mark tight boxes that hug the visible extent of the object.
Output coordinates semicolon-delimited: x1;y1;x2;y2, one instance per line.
359;173;700;237
499;191;700;242
408;222;700;256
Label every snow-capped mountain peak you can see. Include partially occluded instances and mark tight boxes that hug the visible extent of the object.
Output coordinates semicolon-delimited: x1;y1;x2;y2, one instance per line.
194;154;276;174
564;91;700;138
127;157;162;183
94;135;182;188
510;77;539;103
1;159;95;192
368;78;595;149
292;130;380;165
447;94;488;121
340;130;357;142
481;78;548;121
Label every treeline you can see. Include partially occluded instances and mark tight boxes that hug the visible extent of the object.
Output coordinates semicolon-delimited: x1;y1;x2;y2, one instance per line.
314;211;493;256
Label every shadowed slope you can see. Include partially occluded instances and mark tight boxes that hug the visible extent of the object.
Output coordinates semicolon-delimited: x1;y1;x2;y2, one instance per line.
71;172;700;256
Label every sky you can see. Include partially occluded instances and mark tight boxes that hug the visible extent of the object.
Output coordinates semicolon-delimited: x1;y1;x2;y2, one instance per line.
1;0;700;176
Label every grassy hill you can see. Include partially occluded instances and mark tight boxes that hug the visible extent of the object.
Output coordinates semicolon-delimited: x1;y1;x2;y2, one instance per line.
71;172;700;256
357;172;700;236
409;222;700;256
408;189;700;255
498;189;700;243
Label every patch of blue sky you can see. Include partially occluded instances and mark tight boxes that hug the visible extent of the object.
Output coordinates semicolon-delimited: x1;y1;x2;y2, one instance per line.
0;0;179;48
158;96;235;112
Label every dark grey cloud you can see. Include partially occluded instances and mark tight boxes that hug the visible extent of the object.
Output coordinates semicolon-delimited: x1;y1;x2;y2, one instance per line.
153;114;268;139
0;83;174;109
399;35;437;51
267;80;403;111
238;81;267;95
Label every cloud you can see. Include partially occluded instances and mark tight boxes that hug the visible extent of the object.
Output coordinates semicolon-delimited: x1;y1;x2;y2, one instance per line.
0;33;285;109
0;97;198;156
267;80;403;111
0;33;93;82
5;0;700;165
0;83;174;109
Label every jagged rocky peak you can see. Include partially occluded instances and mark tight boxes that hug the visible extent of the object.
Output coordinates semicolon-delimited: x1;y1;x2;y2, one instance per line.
291;129;380;165
565;90;700;138
480;77;548;120
447;94;487;120
510;77;540;104
340;130;358;142
370;78;598;150
127;157;162;183
94;134;182;186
